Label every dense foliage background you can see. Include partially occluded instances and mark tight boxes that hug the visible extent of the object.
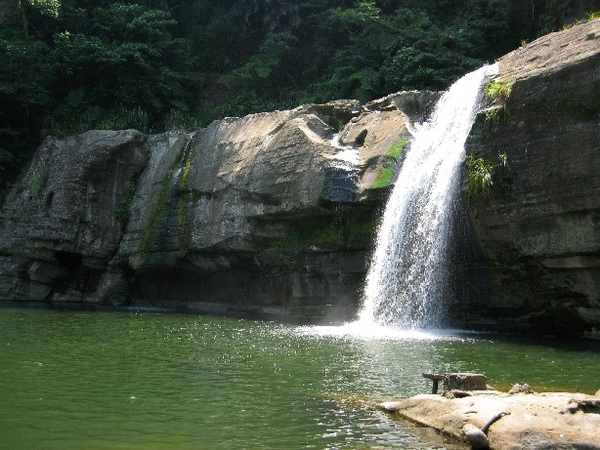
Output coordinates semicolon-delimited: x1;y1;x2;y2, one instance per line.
1;0;599;189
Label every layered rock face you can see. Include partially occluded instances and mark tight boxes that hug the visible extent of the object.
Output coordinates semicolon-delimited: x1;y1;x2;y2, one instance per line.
0;96;432;320
0;131;148;302
465;19;600;337
1;20;599;336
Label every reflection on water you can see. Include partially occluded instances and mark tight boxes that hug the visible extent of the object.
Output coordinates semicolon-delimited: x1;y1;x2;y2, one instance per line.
1;307;599;449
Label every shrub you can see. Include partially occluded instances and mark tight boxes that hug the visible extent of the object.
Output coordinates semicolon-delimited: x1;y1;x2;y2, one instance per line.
466;154;493;197
485;79;512;105
99;107;150;133
466;151;510;199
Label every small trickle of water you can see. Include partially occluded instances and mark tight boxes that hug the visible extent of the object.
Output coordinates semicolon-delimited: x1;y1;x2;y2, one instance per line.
359;64;498;330
326;134;361;202
330;133;360;169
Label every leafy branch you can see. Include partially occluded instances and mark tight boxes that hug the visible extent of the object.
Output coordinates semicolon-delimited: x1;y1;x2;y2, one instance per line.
466;151;510;199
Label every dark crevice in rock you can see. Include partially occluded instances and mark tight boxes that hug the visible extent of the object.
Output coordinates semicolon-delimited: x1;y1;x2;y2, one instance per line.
54;251;82;272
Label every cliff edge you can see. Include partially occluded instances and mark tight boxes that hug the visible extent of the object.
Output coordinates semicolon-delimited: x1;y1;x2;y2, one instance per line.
465;19;600;338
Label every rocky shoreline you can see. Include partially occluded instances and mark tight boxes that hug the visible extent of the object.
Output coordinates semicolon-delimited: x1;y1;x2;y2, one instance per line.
380;377;600;449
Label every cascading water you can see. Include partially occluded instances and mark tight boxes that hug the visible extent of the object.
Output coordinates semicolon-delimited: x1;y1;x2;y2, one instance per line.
358;64;498;329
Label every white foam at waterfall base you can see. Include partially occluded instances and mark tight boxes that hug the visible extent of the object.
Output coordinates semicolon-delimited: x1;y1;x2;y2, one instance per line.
357;64;498;331
294;322;453;341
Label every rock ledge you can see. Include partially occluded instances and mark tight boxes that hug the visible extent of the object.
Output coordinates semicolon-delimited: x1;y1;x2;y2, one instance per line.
381;390;600;449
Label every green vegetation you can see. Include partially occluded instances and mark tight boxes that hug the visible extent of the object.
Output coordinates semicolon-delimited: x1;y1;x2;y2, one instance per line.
281;218;344;249
466;155;494;197
372;166;396;189
140;137;194;261
276;209;378;250
485;79;513;105
113;251;132;269
28;164;49;195
372;134;410;189
483;78;513;124
484;107;502;124
176;139;195;258
386;135;410;160
563;10;600;29
466;151;510;199
1;0;596;190
140;169;173;261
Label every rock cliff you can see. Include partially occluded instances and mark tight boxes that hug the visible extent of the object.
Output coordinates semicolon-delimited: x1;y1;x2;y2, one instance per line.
464;19;600;338
1;20;599;337
0;94;434;320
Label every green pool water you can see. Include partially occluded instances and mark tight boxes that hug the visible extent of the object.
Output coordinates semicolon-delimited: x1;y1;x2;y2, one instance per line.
1;307;599;449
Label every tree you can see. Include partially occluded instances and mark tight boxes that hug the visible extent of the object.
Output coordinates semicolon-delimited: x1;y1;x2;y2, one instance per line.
12;0;60;38
243;0;301;30
47;2;195;133
0;3;57;188
0;0;196;191
3;0;572;192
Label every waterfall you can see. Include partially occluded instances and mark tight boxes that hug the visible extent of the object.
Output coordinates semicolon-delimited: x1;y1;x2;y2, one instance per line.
358;64;498;329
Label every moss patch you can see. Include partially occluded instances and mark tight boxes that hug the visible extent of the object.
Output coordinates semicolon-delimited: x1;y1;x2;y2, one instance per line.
29;164;49;195
275;208;378;251
140;135;194;261
114;175;140;228
372;134;410;189
372;166;396;189
277;216;343;249
387;135;409;159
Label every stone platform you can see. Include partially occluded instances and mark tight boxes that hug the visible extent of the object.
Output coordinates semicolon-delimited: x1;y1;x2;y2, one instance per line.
381;389;600;449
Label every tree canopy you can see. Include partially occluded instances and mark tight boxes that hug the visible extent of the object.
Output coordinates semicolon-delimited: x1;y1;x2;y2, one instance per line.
1;0;597;190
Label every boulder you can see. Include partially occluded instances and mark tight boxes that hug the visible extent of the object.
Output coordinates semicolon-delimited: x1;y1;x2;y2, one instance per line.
509;383;535;395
